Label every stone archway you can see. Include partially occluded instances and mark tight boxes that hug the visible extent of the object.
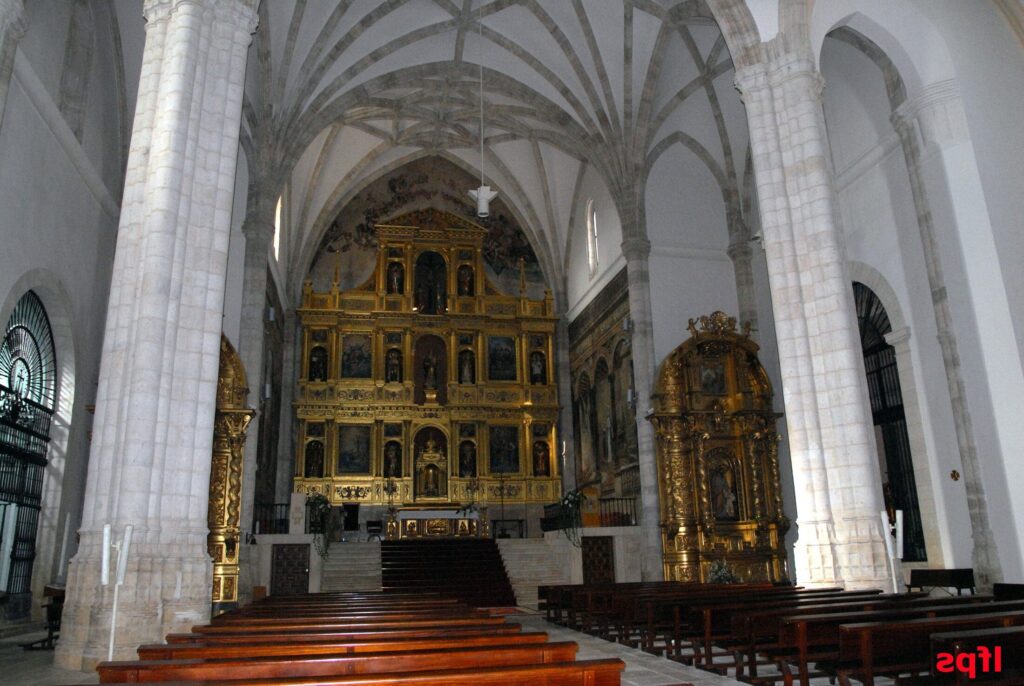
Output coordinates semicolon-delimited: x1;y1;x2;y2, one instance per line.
208;335;253;614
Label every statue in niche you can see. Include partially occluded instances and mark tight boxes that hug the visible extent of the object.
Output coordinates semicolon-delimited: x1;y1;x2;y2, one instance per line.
700;362;727;395
533;441;550;477
387;262;404;294
304;440;324;478
423;464;441;496
711;467;738;520
417;437;446;497
385;348;402;383
457;265;474;296
383;441;401;478
422;352;438;389
458;350;475;384
415;251;446;314
308;346;328;382
530;351;546;384
459;441;476;477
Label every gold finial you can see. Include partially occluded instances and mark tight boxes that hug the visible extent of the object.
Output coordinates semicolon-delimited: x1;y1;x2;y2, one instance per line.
332;253;340;290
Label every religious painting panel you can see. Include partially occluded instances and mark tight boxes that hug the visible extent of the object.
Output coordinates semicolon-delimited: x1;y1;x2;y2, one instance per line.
383;440;402;478
337;425;371;474
341;334;372;378
414;251;447;314
487;336;517;381
304;440;325;478
489;425;520;474
458;440;477;477
699;362;727;395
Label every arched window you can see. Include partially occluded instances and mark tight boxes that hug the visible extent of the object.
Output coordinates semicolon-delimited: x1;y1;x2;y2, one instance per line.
0;291;56;615
273;195;282;262
586;199;599;277
854;282;926;562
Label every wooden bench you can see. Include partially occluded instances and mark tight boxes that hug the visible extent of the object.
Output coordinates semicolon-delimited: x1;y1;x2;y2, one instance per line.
836;609;1024;686
138;631;552;660
92;658;627;685
773;597;1024;686
907;568;976;595
191;615;511;635
931;625;1024;685
165;623;524;645
98;641;580;682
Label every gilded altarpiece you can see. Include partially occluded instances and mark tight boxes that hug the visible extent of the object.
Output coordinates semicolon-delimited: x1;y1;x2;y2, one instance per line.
208;336;254;612
293;210;561;532
650;312;788;582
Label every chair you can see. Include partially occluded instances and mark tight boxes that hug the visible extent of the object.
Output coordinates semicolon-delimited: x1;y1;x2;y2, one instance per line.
366;520;383;541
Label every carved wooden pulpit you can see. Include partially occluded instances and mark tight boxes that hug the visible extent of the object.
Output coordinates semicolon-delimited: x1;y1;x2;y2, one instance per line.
649;312;789;582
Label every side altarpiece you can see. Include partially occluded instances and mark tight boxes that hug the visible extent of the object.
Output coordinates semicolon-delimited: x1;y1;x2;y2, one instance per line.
650;312;788;582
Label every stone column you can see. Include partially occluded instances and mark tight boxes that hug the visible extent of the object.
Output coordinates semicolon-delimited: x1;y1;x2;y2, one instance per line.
274;309;299;502
56;0;257;669
0;0;25;132
891;84;1002;588
727;238;758;336
621;234;663;581
237;201;275;537
554;313;578;494
735;52;890;589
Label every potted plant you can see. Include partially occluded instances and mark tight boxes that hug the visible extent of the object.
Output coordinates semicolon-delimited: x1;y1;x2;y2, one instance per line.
306;492;332;560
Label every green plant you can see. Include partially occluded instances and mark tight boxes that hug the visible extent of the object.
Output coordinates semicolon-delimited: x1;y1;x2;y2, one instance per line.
708;558;740;583
306;492;332;559
558;488;586;547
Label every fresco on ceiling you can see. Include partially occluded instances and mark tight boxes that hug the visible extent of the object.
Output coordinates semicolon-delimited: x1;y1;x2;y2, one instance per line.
308;157;545;296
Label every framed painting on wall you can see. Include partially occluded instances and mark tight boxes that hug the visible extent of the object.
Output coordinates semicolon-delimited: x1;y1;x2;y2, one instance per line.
337;425;371;474
489;425;520;474
487;336;517;381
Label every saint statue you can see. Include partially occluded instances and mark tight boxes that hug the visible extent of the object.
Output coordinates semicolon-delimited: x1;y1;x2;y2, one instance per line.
387;262;404;294
459;441;476;477
383;442;401;477
459;350;475;384
457;265;474;296
533;441;550;476
422;352;437;389
385;348;402;382
530;351;546;384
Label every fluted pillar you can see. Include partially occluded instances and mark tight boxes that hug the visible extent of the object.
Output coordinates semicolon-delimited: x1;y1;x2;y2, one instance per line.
0;0;25;132
735;52;890;589
238;202;275;538
56;0;257;669
621;235;663;581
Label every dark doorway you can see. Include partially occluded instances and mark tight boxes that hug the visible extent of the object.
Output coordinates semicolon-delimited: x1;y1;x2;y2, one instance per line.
581;536;615;585
854;282;926;561
270;544;310;596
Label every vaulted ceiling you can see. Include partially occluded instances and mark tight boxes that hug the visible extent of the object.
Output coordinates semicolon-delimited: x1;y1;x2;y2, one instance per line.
235;1;753;303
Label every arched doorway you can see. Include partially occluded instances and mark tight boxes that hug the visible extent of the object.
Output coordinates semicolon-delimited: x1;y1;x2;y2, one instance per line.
853;282;926;561
0;291;56;618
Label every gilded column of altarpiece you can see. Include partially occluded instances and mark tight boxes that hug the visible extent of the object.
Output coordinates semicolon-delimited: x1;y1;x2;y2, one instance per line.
650;312;788;582
209;336;254;611
293;209;561;522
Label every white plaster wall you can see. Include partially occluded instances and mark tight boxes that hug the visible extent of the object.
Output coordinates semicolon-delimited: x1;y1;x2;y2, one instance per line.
821;36;972;568
565;167;624;319
221;151;249;350
0;56;118;614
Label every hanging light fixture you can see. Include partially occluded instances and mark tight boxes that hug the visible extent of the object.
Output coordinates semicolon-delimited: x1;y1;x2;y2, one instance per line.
469;14;497;217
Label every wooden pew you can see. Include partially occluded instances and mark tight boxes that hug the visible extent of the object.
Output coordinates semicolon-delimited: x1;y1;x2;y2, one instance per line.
92;658;627;686
98;641;580;682
774;598;1024;686
137;631;552;660
835;609;1024;686
907;567;976;595
191;615;511;636
165;623;524;646
931;625;1024;685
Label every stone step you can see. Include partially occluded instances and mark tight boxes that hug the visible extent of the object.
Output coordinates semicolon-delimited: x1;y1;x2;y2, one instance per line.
495;538;575;610
320;541;383;593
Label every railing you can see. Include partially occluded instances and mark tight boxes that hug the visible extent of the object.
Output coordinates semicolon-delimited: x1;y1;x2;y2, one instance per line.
617;462;640;497
599;497;638;527
540;502;576;532
252;502;290;535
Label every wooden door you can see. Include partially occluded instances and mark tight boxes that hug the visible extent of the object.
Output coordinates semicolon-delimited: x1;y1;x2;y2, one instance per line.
270;544;309;596
581;536;614;585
